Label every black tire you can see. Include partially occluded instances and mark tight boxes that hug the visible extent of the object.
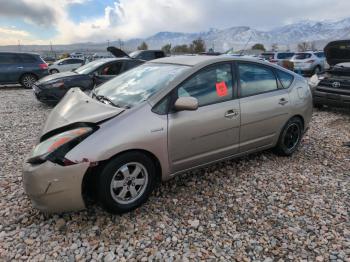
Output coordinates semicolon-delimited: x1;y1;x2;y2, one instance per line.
273;117;303;156
20;73;37;89
97;152;157;214
50;69;59;74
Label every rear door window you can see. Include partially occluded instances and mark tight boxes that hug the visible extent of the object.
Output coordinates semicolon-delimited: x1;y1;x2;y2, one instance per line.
177;63;233;107
238;63;278;97
99;62;122;75
294;53;312;60
0;53;20;64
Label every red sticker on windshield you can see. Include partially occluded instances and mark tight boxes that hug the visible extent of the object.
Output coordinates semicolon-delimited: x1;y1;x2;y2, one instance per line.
216;81;228;97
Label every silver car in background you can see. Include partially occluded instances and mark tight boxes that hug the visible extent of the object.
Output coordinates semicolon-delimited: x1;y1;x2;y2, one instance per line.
23;56;313;213
290;51;326;76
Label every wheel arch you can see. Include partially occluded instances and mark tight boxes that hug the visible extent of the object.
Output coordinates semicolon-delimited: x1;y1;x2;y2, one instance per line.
82;148;163;201
19;72;39;81
291;114;305;130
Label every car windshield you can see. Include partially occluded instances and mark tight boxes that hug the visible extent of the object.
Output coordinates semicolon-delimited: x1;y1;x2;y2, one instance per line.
294;53;312;60
129;51;141;58
93;63;189;108
74;60;107;74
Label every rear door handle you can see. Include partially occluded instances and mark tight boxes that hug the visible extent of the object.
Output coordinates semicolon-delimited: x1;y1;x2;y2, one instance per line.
17;66;23;69
225;110;239;118
279;98;289;105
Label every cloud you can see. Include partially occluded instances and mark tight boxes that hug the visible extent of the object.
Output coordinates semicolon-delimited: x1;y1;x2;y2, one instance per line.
2;0;350;44
0;0;58;27
53;0;350;44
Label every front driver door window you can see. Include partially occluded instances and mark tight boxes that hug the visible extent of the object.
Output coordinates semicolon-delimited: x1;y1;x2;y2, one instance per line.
168;63;241;173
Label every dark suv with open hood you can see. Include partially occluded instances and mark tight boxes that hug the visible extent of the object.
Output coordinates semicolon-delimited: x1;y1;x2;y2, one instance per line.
309;40;350;108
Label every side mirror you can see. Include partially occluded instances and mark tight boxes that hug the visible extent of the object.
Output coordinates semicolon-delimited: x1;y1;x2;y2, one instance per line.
174;97;198;111
58;62;63;65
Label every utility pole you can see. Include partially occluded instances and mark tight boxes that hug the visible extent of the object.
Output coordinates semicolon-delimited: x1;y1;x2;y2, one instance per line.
107;40;110;47
18;40;21;51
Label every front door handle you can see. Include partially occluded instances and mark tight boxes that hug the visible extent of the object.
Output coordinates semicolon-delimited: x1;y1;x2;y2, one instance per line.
279;98;289;105
225;110;239;118
17;66;23;69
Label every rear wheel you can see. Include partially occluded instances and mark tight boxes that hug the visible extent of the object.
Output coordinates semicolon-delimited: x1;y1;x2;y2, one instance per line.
50;69;59;74
273;117;303;156
20;74;37;89
97;152;157;213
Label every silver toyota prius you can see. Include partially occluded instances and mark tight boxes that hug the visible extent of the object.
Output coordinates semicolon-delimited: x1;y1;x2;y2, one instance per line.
23;55;312;213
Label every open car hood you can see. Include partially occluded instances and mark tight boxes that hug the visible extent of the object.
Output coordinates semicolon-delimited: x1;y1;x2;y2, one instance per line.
324;40;350;66
107;46;131;58
42;88;124;135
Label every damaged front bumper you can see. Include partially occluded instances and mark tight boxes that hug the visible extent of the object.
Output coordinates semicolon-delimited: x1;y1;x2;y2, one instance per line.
23;160;90;213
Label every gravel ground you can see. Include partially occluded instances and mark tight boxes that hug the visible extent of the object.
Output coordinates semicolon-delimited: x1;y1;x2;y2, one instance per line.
0;86;349;261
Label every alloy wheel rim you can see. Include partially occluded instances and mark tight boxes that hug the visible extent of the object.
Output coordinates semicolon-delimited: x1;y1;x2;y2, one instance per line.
110;162;148;204
23;75;35;87
283;123;300;150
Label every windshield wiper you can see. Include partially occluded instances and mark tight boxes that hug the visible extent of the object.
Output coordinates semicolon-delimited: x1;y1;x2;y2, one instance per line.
94;95;120;107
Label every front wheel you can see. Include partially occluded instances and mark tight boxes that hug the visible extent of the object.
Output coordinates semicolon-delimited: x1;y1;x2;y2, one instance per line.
273;117;303;156
97;152;157;213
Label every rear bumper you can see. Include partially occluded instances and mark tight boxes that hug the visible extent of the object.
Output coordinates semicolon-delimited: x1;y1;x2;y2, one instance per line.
313;86;350;108
23;161;90;213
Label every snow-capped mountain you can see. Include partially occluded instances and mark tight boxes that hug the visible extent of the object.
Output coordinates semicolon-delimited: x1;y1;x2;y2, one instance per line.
122;18;350;51
1;18;350;53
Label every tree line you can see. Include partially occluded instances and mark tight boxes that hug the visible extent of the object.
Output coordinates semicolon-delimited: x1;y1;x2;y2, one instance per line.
137;38;206;54
136;39;319;54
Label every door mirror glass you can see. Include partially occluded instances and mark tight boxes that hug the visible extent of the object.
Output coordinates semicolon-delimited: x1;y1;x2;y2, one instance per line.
174;97;198;111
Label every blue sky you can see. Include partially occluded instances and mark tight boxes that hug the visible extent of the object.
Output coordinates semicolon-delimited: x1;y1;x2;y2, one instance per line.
0;0;349;45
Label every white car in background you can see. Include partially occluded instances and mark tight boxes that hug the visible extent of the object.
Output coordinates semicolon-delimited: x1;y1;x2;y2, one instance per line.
259;52;295;66
290;51;326;76
49;58;84;74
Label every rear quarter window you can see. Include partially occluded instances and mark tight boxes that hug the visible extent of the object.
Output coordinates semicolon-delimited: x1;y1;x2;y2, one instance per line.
19;54;38;63
276;70;294;88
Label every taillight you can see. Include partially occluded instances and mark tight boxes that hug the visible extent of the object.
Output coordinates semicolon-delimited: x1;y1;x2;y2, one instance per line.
270;59;278;63
39;63;48;69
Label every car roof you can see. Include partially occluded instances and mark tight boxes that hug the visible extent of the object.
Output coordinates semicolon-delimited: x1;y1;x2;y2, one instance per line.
0;51;40;56
148;55;264;67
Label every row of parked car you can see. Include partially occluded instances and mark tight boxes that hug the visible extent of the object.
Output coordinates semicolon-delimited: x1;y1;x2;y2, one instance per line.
0;42;349;110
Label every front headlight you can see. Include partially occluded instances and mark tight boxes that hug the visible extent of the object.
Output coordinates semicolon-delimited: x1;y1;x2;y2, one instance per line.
28;127;93;165
42;80;65;89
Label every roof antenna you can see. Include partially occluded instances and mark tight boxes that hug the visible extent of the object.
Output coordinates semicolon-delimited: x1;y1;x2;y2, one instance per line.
240;35;252;56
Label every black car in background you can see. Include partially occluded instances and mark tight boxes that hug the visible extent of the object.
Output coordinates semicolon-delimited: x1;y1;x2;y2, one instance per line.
0;52;49;88
33;57;144;105
310;40;350;108
128;50;166;60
